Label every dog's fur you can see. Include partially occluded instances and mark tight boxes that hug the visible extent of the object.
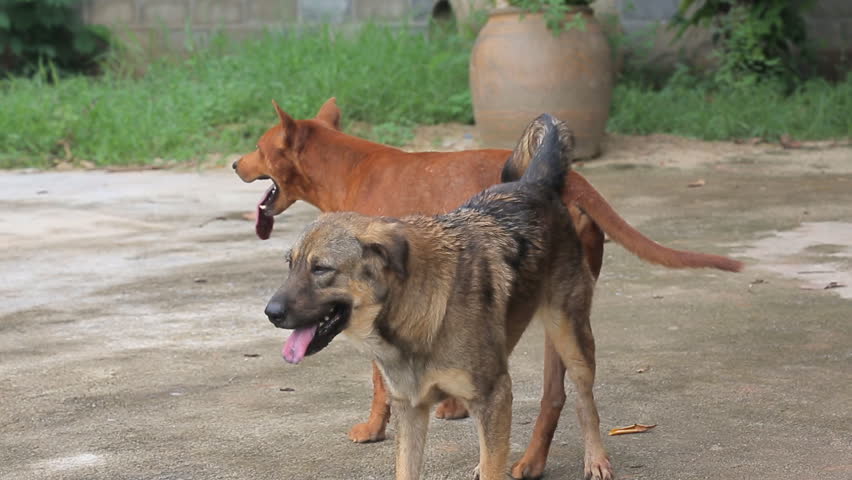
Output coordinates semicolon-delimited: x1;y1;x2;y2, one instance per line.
265;115;611;479
234;99;743;478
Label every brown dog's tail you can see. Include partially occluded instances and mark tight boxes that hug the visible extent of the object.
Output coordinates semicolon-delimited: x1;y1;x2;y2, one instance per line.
566;171;744;272
501;120;743;273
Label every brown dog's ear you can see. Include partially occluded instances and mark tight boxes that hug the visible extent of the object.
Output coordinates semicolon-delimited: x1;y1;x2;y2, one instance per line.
314;97;341;130
358;222;409;278
271;99;299;148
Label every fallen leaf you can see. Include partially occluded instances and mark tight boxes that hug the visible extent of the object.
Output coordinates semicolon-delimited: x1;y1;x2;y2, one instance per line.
687;179;705;188
824;282;846;290
609;424;657;436
243;353;260;358
193;278;208;283
652;295;664;300
635;366;649;374
734;137;762;145
279;387;295;392
105;165;167;173
779;134;803;149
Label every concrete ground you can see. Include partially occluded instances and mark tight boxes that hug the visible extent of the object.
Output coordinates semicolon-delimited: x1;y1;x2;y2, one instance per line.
1;135;850;480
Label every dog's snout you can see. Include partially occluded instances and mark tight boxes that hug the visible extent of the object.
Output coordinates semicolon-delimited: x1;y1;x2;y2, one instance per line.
265;299;287;326
232;159;239;170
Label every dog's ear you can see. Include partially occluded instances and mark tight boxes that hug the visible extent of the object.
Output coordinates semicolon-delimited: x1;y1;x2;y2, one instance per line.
358;222;409;279
271;99;299;148
314;97;341;130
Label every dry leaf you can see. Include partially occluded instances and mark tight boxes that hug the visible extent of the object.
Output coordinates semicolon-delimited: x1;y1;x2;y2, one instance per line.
734;137;762;145
105;165;167;173
779;134;803;149
824;282;846;290
635;366;649;373
609;424;657;436
688;179;706;188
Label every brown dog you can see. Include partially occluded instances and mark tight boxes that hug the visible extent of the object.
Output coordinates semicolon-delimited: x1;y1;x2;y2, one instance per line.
233;98;743;479
265;115;607;479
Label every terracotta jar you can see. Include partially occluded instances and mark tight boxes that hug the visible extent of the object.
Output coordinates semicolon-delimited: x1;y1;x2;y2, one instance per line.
470;6;613;158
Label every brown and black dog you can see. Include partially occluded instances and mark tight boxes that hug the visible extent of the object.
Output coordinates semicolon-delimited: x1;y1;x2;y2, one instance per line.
265;115;606;479
233;98;743;479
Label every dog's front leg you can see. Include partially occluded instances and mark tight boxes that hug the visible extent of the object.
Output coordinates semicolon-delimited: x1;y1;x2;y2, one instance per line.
393;400;430;480
470;374;512;480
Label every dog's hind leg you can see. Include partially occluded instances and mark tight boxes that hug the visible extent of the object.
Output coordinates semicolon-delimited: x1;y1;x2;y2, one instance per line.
511;211;605;479
510;336;566;479
348;361;391;443
393;401;430;480
469;373;513;480
541;302;613;480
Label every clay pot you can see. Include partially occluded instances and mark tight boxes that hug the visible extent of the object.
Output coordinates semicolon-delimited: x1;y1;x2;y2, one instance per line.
470;7;613;158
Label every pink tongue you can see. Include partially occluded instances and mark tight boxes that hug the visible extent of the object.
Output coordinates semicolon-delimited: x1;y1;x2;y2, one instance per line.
282;325;318;364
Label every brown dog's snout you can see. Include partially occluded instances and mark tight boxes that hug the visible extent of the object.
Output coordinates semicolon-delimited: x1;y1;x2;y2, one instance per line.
232;159;239;170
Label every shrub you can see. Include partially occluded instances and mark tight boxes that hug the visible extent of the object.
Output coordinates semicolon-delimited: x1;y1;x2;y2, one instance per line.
0;0;110;75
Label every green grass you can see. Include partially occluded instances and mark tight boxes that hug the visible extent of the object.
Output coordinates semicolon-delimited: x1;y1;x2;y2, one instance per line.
609;69;852;141
0;25;473;168
0;25;849;168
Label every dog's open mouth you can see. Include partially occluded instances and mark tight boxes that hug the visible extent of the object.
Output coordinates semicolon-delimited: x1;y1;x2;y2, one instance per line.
281;303;351;364
256;177;278;240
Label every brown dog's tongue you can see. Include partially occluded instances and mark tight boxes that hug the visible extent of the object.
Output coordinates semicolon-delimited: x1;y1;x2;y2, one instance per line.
256;206;273;240
255;185;275;240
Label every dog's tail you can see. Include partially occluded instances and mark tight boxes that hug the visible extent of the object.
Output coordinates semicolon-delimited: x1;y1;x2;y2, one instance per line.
515;114;573;195
501;116;744;273
566;173;743;271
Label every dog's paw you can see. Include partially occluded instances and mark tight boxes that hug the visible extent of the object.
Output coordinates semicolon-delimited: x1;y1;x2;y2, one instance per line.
583;454;613;480
347;422;386;443
434;398;469;420
472;464;480;480
510;454;546;479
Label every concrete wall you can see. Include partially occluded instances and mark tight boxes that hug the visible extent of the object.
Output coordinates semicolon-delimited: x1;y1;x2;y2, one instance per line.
613;0;850;73
82;0;850;73
80;0;440;49
81;0;440;29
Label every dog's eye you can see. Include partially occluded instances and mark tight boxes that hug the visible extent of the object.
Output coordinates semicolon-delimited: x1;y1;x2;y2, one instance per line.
311;265;333;275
